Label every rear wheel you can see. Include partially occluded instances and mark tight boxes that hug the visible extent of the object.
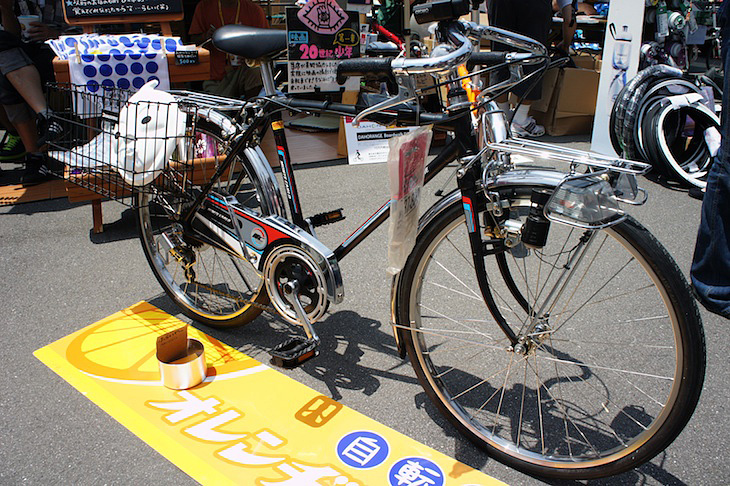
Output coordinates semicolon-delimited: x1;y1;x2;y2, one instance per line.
137;121;273;327
396;192;705;479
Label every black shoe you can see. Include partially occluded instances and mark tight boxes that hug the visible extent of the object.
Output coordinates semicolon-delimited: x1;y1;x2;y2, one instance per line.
36;111;63;147
0;133;27;161
688;186;705;200
20;153;56;185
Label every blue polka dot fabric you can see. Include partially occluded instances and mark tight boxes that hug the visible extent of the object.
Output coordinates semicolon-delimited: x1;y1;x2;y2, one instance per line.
48;34;183;61
53;34;183;113
69;51;170;95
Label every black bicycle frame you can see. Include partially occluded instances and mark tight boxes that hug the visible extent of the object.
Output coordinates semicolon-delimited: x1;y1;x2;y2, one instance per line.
181;96;519;345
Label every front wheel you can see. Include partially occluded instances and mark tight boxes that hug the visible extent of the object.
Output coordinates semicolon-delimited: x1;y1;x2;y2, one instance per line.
396;194;705;479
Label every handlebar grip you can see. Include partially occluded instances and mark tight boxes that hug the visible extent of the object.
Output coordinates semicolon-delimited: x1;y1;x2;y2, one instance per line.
466;51;507;70
336;57;395;86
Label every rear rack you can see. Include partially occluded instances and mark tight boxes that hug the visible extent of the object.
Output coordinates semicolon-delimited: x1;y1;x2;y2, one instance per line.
487;138;652;175
168;90;247;112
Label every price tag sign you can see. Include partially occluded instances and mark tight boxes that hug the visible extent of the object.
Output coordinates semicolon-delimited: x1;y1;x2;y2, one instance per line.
175;48;199;65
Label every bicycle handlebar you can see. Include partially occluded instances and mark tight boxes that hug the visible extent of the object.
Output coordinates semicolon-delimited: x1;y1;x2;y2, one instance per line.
336;21;548;86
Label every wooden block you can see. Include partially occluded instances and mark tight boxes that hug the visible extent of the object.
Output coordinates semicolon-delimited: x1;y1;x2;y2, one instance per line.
65;169;132;202
53;47;211;85
92;199;103;234
337;91;359;156
169;155;231;186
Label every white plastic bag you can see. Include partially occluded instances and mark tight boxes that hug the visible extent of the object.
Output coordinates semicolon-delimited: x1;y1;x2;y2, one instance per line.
386;125;433;275
116;80;186;186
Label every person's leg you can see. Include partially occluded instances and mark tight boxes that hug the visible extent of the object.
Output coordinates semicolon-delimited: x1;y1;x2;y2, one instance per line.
509;0;552;136
488;0;516;115
0;46;61;146
4;101;52;184
9;108;38;151
690;24;730;318
5;65;46;114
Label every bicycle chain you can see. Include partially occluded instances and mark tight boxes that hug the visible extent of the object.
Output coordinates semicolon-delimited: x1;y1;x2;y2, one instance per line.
187;279;277;314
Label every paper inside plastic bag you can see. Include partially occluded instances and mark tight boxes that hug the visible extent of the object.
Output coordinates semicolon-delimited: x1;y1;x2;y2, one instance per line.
386;125;433;275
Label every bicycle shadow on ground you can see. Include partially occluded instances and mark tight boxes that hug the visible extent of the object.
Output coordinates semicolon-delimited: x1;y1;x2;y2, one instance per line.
0;195;85;215
643;171;696;195
539;453;689;486
145;294;689;485
146;295;419;401
294;310;419;400
414;378;690;486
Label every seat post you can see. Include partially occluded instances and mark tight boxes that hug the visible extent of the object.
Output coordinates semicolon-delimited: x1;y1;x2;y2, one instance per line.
260;60;276;97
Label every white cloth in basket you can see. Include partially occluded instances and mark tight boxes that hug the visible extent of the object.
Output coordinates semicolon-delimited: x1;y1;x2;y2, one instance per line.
48;131;118;170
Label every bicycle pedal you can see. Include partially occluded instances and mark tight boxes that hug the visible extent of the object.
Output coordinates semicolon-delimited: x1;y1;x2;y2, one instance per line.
308;208;345;227
269;336;319;368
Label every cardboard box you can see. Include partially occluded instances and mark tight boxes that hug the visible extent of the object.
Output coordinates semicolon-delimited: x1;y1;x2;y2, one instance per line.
570;53;599;70
530;65;600;136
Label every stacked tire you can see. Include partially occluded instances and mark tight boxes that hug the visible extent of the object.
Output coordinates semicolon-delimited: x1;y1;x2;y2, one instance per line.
610;65;721;188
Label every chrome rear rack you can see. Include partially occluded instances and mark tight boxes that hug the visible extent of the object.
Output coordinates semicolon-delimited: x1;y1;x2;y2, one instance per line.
487;138;651;175
169;90;247;111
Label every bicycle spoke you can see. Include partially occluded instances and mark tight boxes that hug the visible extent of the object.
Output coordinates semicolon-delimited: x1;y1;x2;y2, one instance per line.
420;303;496;340
430;258;482;300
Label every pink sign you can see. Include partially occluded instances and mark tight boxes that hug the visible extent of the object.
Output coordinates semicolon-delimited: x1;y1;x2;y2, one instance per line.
297;0;348;35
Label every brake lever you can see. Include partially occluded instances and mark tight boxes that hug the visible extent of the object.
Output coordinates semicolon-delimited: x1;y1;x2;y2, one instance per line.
351;75;418;126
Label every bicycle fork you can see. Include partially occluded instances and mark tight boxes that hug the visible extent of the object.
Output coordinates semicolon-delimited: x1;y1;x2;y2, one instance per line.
459;166;600;353
457;165;520;347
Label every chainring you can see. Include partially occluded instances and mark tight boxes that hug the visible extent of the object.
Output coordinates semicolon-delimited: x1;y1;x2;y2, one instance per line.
263;244;329;326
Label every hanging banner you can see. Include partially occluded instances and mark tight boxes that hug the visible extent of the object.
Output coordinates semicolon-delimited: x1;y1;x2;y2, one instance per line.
590;0;645;156
286;1;360;93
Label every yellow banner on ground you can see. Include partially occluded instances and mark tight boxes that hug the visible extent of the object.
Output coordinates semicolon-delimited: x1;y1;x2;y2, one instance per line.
35;301;504;486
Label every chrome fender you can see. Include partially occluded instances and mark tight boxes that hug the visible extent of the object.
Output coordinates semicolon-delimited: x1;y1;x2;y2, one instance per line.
244;145;286;218
389;169;567;358
189;107;286;218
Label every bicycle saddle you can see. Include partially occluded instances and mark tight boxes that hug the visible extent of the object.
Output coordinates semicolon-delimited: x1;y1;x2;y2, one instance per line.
212;25;287;60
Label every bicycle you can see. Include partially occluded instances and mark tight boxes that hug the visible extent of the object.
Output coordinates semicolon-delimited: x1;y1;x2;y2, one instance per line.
47;0;706;479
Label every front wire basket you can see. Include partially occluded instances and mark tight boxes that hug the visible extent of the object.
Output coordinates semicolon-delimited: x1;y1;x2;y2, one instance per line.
45;83;229;208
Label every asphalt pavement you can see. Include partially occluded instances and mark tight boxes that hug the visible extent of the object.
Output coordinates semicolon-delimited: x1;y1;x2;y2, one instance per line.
0;135;727;485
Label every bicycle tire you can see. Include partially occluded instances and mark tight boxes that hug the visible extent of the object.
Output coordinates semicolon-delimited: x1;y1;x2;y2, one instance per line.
396;193;705;479
634;78;704;162
137;120;274;328
642;100;716;189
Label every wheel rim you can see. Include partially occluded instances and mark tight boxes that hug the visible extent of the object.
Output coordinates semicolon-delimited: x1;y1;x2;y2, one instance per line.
406;200;684;470
138;127;267;322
